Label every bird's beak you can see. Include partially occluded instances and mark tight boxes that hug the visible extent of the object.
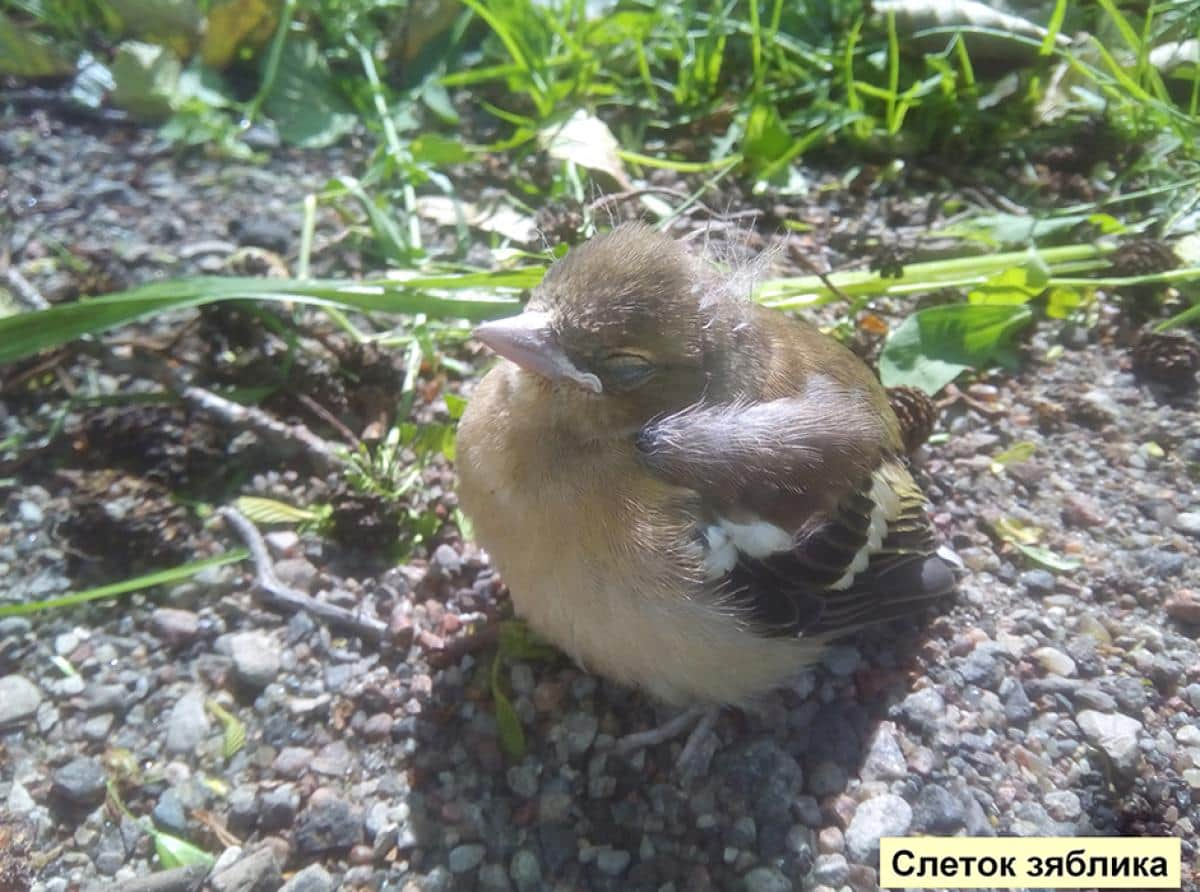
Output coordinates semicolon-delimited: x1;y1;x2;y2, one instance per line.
473;311;603;393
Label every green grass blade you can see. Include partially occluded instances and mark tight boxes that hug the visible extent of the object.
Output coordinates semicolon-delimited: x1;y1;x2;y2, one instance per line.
0;274;533;365
1040;0;1068;56
0;549;249;618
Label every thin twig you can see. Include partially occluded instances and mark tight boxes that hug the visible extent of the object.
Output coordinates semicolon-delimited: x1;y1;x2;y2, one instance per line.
937;382;1006;417
2;259;51;310
86;342;347;471
296;393;365;451
110;865;207;892
218;506;390;642
787;239;855;305
181;384;347;471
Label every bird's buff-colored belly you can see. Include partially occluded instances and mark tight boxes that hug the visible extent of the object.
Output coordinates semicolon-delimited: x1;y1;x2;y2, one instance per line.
464;468;818;706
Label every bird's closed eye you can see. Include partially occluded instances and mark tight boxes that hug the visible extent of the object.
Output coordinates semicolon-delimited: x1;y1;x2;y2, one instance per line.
597;351;656;391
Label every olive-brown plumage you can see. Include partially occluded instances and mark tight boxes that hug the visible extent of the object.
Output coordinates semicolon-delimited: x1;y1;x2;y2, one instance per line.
456;224;955;705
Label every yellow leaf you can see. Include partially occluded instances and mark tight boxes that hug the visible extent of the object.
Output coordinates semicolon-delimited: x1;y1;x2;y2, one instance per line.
201;0;280;69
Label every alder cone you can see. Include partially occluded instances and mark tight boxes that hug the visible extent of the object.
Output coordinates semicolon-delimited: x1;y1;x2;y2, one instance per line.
1131;330;1200;391
887;385;938;453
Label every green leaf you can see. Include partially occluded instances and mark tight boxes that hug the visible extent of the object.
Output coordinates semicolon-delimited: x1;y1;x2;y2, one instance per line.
262;37;356;148
444;393;467;420
206;699;247;760
109;40;182;122
491;664;526;760
967;267;1041;306
328;175;412;262
990;441;1037;472
0;12;75;77
742;100;791;169
992;516;1041;546
153;830;215;869
412;133;474;165
1014;543;1082;573
0;550;248;618
234;495;322;525
0;273;531;366
1044;287;1084;319
497;619;559;663
939;212;1093;248
419;78;460;125
878;304;1034;394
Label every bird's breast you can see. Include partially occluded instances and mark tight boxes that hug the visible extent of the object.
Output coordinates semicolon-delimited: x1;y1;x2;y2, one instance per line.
455;368;816;704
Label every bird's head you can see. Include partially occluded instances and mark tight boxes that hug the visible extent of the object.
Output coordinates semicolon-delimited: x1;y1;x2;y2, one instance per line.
473;224;745;438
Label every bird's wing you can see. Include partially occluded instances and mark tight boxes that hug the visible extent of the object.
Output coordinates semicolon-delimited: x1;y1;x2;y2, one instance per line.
636;391;956;639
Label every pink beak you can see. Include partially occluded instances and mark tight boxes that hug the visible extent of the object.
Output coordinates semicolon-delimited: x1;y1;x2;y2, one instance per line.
474;311;602;393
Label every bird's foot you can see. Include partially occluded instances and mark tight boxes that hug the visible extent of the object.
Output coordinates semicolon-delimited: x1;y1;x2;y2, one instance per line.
615;706;722;781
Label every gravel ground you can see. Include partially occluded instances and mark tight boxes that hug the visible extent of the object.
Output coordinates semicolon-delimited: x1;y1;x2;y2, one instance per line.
2;112;1198;892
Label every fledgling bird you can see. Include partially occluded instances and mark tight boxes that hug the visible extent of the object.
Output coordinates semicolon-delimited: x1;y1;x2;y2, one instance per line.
456;224;956;717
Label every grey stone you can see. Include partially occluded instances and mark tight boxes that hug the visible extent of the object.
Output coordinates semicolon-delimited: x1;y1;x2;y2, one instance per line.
1134;548;1186;579
1044;791;1082;822
281;864;334;892
152;789;189;835
729;816;757;848
433;543;463;575
813;853;850;886
209;846;281;892
1000;678;1034;724
1073;683;1117;712
228;632;281;688
227;785;260;835
959;644;1004;689
562;711;598;754
421;866;454;892
845;794;912;866
820;645;860;677
1185;683;1200;711
537;823;577;874
595;848;631;876
719;738;804;858
7;781;35;814
293;794;363;854
52;757;107;807
898;687;945;733
272;557;319;591
312;740;353;776
1020;570;1056;595
507;762;539;798
510;849;543;892
94;825;128;875
1108;675;1150;713
742;866;791;892
807;759;847;796
150;608;201;647
0;675;42;727
259;784;300;832
82;713;114;741
17;500;44;525
911;785;965;833
860;725;907;782
449;843;486;873
1033;646;1076;677
1173;512;1200;537
479;864;513;892
165;688;210;755
1077;710;1143;778
273;747;314;779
